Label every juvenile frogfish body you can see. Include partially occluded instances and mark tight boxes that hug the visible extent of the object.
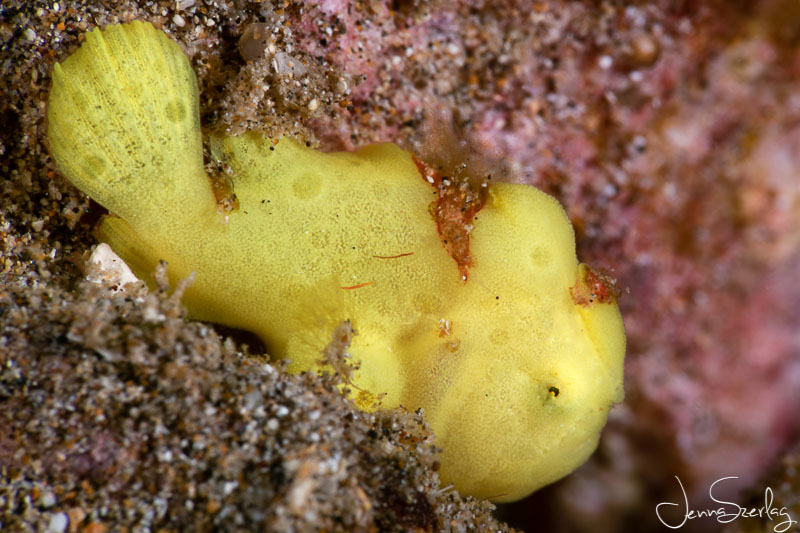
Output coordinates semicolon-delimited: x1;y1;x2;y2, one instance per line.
48;21;626;502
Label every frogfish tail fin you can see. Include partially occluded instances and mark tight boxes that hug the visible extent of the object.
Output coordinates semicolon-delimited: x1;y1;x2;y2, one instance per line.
47;21;215;231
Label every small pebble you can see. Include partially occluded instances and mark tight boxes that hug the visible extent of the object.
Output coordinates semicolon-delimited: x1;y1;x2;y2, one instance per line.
47;512;68;533
630;33;660;67
40;491;56;508
238;23;269;62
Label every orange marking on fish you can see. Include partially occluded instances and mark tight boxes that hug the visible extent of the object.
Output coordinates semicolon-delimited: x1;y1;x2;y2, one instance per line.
413;157;486;282
373;252;415;259
341;281;374;290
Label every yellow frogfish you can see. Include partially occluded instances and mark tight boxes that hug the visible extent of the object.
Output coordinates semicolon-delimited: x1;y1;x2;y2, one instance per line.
47;21;626;502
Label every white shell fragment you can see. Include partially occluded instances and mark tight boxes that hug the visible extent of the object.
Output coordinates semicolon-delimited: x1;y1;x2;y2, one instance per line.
86;242;142;293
